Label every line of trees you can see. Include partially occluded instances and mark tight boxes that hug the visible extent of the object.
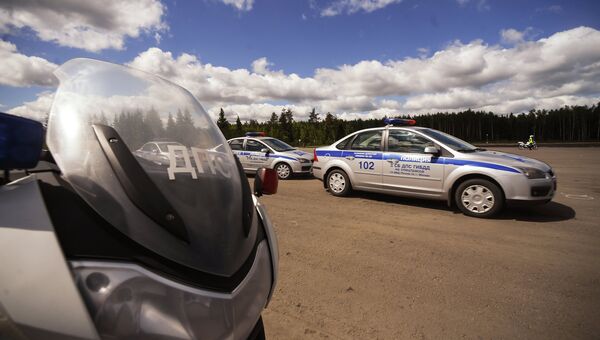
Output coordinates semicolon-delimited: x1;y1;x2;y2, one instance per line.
217;104;600;146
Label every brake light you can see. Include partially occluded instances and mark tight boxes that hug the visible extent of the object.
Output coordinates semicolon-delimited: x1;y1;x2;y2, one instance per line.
313;148;318;162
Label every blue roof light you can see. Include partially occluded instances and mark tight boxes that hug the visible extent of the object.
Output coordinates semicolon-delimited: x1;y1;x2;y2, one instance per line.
245;132;266;137
0;112;44;170
384;118;417;126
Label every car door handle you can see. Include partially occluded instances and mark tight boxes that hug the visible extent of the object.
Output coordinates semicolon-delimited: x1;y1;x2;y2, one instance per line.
345;156;355;160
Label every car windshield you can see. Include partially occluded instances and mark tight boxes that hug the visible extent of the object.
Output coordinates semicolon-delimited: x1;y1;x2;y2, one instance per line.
262;138;295;152
417;128;479;152
157;142;184;152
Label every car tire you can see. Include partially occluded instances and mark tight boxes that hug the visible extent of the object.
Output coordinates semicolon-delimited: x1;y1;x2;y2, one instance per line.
275;162;292;180
455;178;503;218
327;169;351;197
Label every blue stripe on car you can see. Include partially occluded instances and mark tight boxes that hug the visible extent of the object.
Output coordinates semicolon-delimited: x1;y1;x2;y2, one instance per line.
315;150;520;173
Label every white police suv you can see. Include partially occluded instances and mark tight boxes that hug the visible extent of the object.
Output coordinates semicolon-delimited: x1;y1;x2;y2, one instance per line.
228;133;314;179
312;119;557;218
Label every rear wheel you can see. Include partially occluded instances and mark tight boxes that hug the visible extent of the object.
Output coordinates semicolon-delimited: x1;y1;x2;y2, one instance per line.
275;163;292;180
327;169;351;196
455;179;503;218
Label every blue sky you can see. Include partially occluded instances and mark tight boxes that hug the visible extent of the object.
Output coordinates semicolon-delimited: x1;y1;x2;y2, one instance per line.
1;0;600;121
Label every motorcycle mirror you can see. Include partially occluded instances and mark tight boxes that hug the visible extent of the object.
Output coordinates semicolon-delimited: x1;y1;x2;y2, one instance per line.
0;112;44;170
254;167;278;196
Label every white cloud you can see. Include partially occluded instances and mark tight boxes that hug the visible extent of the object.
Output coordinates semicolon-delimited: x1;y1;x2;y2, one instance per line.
8;91;55;121
0;40;57;87
0;0;166;52
500;27;534;45
9;27;600;121
320;0;402;16
456;0;490;11
537;5;562;13
219;0;254;11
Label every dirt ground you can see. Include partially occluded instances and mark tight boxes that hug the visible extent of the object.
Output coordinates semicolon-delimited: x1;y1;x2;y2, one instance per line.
256;147;600;339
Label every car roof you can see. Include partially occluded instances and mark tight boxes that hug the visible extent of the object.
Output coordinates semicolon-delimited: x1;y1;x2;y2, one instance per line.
229;136;275;140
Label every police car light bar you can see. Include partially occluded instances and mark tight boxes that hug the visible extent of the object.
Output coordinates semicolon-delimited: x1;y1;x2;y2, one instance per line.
384;118;416;126
245;132;266;137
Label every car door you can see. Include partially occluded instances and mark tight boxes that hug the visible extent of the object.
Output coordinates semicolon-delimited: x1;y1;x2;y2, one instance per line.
228;138;245;162
343;130;384;188
244;139;270;171
382;129;444;197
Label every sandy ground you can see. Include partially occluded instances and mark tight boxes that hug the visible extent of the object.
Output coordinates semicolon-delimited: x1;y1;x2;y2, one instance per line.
256;147;600;339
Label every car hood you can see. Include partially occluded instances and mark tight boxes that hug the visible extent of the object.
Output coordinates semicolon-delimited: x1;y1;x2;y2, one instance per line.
461;150;551;171
280;149;314;161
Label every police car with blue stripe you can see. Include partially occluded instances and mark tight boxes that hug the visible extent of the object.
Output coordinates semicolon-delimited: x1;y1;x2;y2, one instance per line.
228;133;314;179
312;119;557;218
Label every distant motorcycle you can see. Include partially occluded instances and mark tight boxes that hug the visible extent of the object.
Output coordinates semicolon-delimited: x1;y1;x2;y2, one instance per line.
518;141;537;150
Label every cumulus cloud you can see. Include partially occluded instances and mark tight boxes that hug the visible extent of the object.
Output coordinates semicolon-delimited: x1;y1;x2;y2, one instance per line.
500;27;534;45
219;0;254;11
320;0;402;16
127;26;600;120
0;40;57;87
9;27;600;122
0;0;166;52
8;91;55;122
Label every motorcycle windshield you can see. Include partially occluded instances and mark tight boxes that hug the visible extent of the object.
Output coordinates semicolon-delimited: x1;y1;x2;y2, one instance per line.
47;58;255;277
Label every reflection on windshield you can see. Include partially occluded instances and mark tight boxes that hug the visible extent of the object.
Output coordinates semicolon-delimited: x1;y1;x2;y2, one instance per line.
262;138;295;152
157;142;184;152
109;109;201;151
418;128;477;151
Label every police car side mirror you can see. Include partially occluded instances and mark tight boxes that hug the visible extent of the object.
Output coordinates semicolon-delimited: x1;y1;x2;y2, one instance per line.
260;148;270;154
254;167;278;196
424;146;440;155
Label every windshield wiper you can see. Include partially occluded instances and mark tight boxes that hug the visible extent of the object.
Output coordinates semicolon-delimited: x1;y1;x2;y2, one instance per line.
456;148;478;152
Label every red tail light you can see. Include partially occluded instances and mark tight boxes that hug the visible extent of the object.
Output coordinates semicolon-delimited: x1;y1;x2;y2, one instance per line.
313;148;318;162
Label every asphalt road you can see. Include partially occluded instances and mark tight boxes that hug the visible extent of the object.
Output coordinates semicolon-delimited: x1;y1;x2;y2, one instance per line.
257;147;600;339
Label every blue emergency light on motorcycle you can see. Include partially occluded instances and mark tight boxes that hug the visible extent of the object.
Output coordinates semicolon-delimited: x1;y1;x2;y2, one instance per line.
0;112;44;170
245;131;266;137
384;118;417;126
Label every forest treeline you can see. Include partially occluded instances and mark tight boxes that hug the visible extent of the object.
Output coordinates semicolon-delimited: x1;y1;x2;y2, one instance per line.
86;103;600;150
217;104;600;146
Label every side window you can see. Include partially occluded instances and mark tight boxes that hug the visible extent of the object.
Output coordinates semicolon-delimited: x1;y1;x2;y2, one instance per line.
335;135;353;150
245;139;266;152
388;130;434;153
350;131;383;151
141;143;153;151
229;139;244;150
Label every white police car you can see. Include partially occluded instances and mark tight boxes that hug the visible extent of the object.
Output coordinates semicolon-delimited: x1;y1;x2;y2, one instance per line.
228;133;314;179
312;119;557;218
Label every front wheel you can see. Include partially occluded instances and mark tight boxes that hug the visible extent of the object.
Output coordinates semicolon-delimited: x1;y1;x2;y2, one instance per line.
275;162;292;180
327;169;351;196
455;179;504;218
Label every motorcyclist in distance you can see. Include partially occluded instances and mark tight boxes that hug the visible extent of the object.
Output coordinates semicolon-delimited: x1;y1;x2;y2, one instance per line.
526;134;535;148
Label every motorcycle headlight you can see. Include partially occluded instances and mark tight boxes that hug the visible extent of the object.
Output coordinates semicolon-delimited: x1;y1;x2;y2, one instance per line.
516;167;548;179
70;241;272;340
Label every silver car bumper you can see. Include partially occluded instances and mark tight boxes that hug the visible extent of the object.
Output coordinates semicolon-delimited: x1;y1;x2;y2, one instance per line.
291;162;313;174
502;175;557;202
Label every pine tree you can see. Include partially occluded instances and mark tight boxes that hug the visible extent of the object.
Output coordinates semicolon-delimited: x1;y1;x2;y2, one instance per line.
235;115;243;136
308;108;319;123
166;113;177;141
216;108;230;138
